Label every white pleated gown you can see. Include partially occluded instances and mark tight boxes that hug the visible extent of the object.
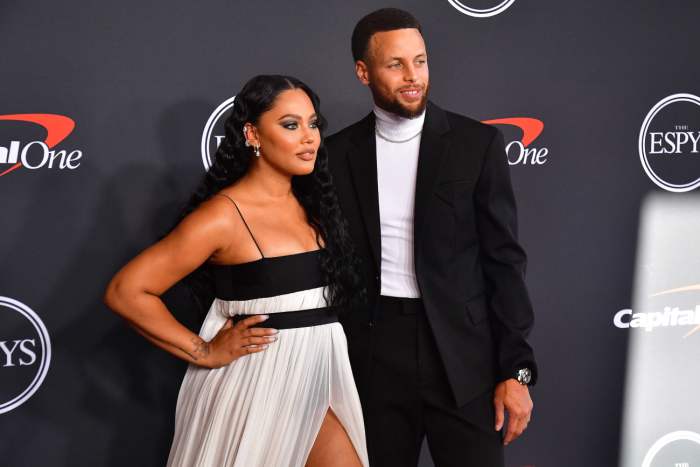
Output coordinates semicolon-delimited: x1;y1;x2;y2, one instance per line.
166;253;368;467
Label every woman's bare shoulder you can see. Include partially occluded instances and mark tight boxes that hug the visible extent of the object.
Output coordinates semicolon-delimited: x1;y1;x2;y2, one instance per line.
170;194;245;245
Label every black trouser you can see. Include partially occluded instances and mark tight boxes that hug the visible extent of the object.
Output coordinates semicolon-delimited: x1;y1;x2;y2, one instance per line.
364;296;504;467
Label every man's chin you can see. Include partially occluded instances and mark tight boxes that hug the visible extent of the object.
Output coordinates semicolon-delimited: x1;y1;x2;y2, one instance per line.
401;99;428;118
381;98;428;119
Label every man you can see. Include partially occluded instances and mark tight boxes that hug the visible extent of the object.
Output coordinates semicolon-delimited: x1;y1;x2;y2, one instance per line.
326;8;538;467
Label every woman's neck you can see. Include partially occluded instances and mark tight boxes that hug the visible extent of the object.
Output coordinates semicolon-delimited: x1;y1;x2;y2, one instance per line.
237;160;294;202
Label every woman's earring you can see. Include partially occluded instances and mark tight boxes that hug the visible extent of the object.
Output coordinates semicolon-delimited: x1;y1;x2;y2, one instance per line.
254;144;261;157
243;128;250;147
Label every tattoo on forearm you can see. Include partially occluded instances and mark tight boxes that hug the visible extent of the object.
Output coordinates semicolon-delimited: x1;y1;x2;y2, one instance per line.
188;337;211;361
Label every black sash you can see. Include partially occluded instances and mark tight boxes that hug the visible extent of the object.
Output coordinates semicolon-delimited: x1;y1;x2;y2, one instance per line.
231;306;339;330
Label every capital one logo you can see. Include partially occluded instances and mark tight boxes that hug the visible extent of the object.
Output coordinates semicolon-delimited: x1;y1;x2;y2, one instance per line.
201;96;236;171
0;296;51;414
483;117;549;166
642;431;700;467
639;93;700;192
0;113;83;177
614;283;700;338
447;0;516;17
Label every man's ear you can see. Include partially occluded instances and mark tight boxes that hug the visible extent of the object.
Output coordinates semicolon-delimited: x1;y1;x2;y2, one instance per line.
355;60;370;86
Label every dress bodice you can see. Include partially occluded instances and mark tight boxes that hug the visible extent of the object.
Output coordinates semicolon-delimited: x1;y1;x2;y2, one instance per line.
211;249;325;301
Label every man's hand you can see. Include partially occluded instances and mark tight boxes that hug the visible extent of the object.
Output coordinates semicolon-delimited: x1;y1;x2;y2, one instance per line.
493;379;533;446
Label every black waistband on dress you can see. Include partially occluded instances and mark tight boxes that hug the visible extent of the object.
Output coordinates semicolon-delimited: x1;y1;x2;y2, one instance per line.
231;306;339;330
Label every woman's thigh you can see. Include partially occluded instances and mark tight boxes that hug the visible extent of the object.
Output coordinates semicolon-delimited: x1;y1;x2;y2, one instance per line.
305;408;362;467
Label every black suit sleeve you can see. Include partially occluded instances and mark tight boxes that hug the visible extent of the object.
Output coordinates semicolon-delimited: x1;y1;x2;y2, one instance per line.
474;128;538;385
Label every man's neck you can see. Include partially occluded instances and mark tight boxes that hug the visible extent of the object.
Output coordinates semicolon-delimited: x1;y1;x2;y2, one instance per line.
373;105;426;143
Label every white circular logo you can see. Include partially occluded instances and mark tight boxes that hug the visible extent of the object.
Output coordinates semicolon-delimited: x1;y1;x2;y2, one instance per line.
447;0;516;17
642;431;700;467
638;93;700;192
0;296;51;414
200;96;236;171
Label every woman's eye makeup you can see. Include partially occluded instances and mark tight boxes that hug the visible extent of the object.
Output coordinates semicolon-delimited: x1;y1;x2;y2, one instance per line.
280;120;320;130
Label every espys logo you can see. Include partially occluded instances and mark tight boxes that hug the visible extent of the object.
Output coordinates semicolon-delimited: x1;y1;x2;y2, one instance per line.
614;283;700;338
201;96;236;171
642;431;700;467
482;117;549;166
447;0;516;17
0;113;82;177
639;93;700;192
0;296;51;414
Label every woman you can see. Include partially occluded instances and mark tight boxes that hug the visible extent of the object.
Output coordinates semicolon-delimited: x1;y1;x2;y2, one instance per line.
104;75;368;467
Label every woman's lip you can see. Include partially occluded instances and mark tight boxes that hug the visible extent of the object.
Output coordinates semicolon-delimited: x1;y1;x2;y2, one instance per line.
297;151;315;161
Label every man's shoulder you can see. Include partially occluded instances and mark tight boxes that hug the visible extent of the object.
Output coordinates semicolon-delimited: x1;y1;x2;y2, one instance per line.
324;116;370;174
325;115;371;149
325;125;353;148
433;102;499;141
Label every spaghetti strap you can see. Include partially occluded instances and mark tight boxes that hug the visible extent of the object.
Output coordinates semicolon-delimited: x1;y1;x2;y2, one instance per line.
213;193;265;258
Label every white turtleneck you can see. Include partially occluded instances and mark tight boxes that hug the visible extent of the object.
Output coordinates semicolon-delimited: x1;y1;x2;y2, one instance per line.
374;105;426;298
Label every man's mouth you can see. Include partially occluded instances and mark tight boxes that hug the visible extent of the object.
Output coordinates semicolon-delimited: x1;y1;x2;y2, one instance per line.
398;87;423;101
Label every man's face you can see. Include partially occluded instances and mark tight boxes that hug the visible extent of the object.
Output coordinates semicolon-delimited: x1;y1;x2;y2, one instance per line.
356;28;429;119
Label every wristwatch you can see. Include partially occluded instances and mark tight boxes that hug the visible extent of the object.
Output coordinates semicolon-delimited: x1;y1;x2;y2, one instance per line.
515;368;532;385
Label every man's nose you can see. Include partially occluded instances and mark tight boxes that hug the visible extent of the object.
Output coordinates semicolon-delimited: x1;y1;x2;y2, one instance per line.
404;63;417;82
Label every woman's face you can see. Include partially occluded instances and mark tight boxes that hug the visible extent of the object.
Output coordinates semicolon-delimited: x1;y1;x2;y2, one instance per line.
248;88;321;176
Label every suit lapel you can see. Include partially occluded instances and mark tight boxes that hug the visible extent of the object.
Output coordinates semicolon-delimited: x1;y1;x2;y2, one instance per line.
344;102;450;272
414;101;451;257
347;112;381;271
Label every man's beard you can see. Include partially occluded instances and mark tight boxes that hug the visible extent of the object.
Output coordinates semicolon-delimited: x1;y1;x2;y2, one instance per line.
370;82;430;119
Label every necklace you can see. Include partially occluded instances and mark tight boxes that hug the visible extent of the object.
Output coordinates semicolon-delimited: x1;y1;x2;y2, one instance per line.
375;128;422;143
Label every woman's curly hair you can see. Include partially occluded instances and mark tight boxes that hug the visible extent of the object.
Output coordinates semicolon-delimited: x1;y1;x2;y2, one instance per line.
180;74;364;310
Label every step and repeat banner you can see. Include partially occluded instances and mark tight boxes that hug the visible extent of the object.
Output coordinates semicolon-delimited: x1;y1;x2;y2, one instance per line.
1;1;699;466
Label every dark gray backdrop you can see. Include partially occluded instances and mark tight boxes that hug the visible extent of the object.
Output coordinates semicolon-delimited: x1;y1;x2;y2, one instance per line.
2;1;699;466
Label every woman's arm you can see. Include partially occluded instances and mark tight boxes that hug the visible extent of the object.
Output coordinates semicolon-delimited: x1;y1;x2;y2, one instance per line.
103;199;276;367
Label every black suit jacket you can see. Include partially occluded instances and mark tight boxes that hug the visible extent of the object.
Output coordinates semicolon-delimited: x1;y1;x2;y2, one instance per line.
326;101;537;407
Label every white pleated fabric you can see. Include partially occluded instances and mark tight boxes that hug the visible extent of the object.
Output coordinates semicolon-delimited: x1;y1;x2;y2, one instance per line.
167;286;369;467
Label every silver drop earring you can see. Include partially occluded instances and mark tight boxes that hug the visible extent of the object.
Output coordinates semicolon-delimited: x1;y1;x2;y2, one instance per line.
254;144;261;157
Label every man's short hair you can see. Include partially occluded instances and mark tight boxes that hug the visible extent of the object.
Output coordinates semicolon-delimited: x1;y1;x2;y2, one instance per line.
351;8;422;62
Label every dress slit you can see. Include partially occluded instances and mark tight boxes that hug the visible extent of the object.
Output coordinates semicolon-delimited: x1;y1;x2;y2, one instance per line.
304;406;364;467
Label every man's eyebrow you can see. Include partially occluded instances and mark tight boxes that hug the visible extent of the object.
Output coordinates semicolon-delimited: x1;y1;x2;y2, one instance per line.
388;52;427;61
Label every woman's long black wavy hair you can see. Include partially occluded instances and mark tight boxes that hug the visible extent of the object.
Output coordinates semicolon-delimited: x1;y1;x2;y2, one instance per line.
180;74;364;310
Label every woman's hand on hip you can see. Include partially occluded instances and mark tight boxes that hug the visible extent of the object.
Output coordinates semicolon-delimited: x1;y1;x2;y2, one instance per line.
194;314;279;368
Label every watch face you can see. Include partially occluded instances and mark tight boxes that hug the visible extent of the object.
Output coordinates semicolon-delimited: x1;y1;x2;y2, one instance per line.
518;368;531;384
